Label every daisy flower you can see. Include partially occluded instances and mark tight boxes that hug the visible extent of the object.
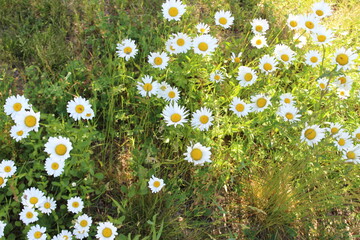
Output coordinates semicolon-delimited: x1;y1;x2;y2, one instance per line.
229;97;251;117
192;34;218;55
21;187;45;208
231;52;242;63
209;70;225;83
250;34;268;49
236;66;257;87
157;81;171;98
184;142;212;166
148;52;169;70
311;27;334;45
164;86;180;102
39;196;56;215
300;14;320;32
353;127;360;142
162;102;188;127
171;32;192;53
300;124;326;146
14;109;40;132
4;95;30;119
293;33;307;48
66;96;93;121
74;214;92;232
10;124;29;142
165;37;177;54
83;108;95;120
287;14;301;30
333;47;358;70
116;39;138;61
191;107;214;131
259;55;277;74
27;225;46;240
137;75;158;97
0;160;16;178
162;0;186;21
214;10;234;29
337;88;350;99
312;1;332;19
0;221;5;238
342;146;360;164
317;77;329;91
274;44;296;65
55;230;73;240
334;75;353;90
0;174;8;188
45;158;65;177
277;105;301;123
67;196;84;214
251;18;269;35
250;94;271;112
44;136;73;161
305;50;321;67
327;122;342;135
148;175;165;193
73;228;90;240
334;132;353;151
19;207;39;225
196;23;210;34
279;93;295;106
96;222;118;240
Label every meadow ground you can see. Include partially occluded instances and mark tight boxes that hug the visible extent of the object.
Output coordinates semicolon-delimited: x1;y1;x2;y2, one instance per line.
0;0;359;239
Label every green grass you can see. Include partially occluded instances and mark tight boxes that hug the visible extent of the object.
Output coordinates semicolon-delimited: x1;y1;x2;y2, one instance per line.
0;0;359;239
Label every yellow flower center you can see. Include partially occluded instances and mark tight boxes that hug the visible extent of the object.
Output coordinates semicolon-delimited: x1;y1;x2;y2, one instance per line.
244;73;253;81
285;113;294;120
153;181;161;188
319;83;326;89
331;128;339;134
160;86;167;91
316;10;324;16
4;166;11;172
169;45;175;51
143;83;153;92
177;38;185;46
347;151;355;159
199;115;209;124
281;54;289;62
255;25;263;32
191;148;203;161
214;75;221;81
34;231;42;239
200;28;205;33
168;91;176;99
124;47;132;54
198;42;208;51
338;139;345;146
72;201;79;208
80;220;88;227
86;113;92;117
24;115;37;127
51;162;60;170
154;57;163;65
44;202;51;209
168;7;178;17
170;113;181;123
290;20;298;27
305;21;314;29
336;54;349;66
256;98;267;108
305;128;316;140
263;63;272;71
236;103;244;112
102;228;113;237
26;211;34;219
17;130;24;136
234;57;241;63
256;39;262;45
339;77;346;84
310;56;318;63
317;35;326;42
356;133;360;140
284;98;291;104
30;197;38;205
0;177;4;186
55;144;67;156
219;17;227;25
13;102;22;111
75;104;84;113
